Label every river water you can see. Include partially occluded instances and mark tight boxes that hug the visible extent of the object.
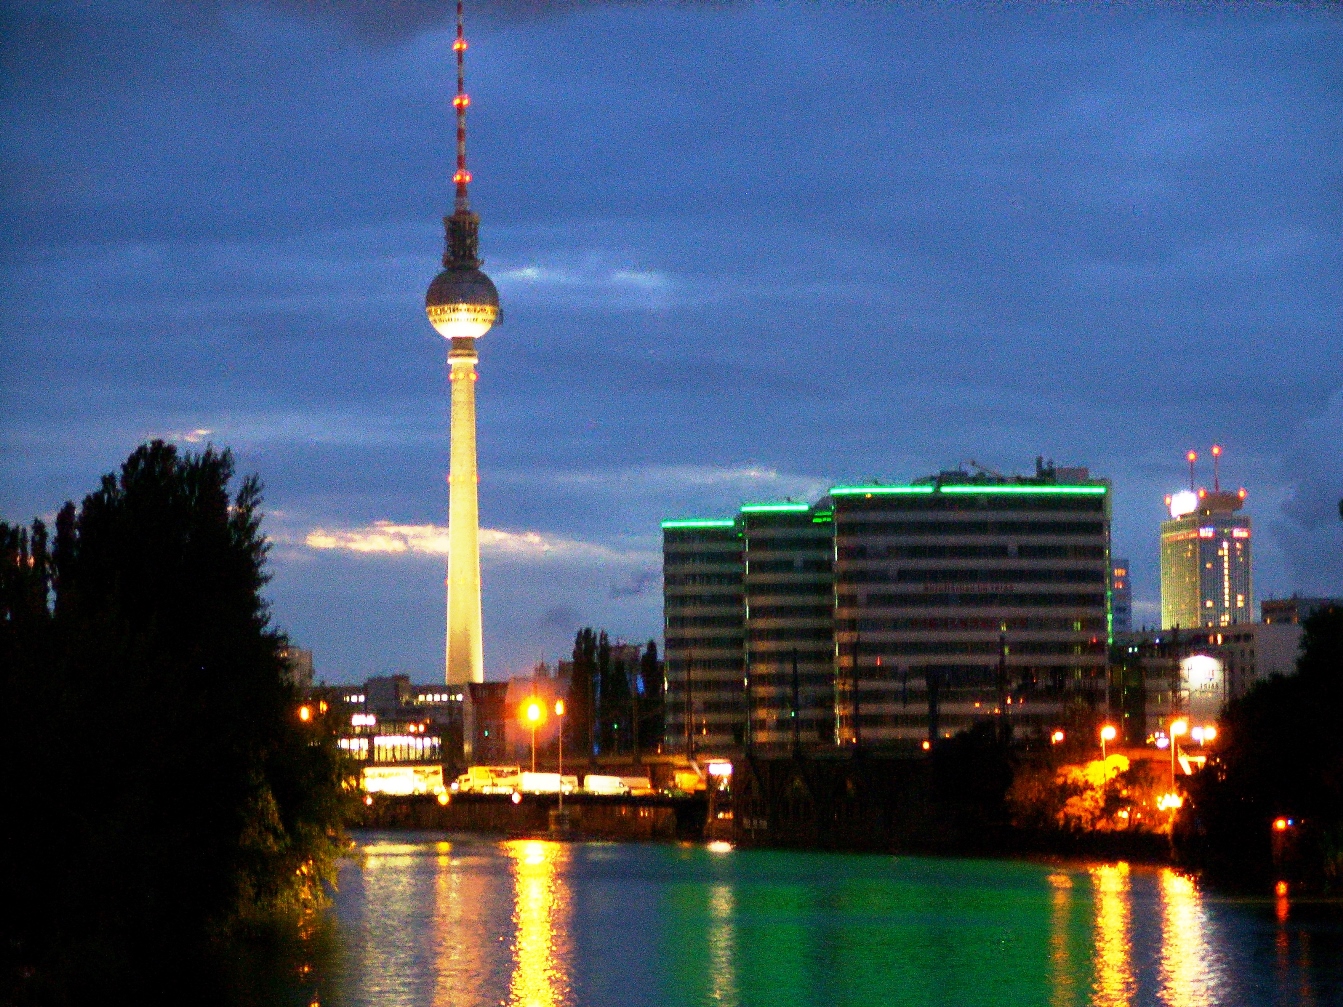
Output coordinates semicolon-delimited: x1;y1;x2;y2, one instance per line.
305;830;1343;1007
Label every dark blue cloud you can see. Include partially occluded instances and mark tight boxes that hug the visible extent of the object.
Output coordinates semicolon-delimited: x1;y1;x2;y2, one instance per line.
3;0;1340;678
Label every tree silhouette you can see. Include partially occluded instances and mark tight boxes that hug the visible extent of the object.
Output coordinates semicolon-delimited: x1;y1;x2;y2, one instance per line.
1;442;347;998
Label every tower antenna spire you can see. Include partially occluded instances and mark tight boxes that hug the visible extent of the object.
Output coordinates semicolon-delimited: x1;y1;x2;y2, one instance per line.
1212;444;1222;493
1186;450;1197;493
453;0;471;212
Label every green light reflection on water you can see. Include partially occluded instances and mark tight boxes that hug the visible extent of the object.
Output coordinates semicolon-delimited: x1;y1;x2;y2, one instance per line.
323;835;1337;1007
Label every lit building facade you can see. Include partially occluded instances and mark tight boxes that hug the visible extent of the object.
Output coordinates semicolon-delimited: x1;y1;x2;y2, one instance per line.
662;519;744;753
1110;558;1132;633
833;473;1111;745
661;466;1113;751
742;503;835;747
1160;491;1252;629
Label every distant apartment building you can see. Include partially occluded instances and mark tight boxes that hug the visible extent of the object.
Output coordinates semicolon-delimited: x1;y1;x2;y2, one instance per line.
1112;622;1302;742
1160;487;1252;629
1110;558;1132;633
662;464;1112;752
1262;596;1342;625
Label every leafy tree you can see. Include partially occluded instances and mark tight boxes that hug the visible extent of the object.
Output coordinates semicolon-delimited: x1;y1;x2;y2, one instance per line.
1;442;348;1000
566;628;597;760
639;640;664;751
1178;604;1343;888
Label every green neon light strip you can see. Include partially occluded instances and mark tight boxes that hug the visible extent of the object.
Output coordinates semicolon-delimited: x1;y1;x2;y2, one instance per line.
740;502;811;513
940;484;1107;495
661;519;736;530
830;485;934;497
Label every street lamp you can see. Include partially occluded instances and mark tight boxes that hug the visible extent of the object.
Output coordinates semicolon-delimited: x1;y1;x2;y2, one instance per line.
554;699;566;816
524;698;545;773
1100;724;1117;759
1170;718;1188;786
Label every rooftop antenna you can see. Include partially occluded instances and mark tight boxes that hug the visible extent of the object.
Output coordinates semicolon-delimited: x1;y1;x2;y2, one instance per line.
1211;444;1222;493
1186;450;1197;492
453;0;471;214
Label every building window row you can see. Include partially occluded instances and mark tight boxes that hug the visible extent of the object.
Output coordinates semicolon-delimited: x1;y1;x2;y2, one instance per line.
664;550;744;566
836;520;1105;537
838;543;1107;561
746;604;834;620
666;614;747;629
838;497;1105;514
748;558;833;574
838;568;1106;586
665;572;744;587
857;591;1106;609
747;626;835;643
844;616;1105;633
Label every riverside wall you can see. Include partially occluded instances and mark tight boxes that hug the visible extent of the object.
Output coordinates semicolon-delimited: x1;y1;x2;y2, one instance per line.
356;792;708;842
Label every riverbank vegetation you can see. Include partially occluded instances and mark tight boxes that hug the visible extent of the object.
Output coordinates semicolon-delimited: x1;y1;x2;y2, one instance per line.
1;442;350;1003
1177;604;1343;891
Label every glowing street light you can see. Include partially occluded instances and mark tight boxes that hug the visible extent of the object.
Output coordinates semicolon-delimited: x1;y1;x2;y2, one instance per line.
1170;719;1188;786
298;705;312;723
1100;724;1117;759
554;699;567;815
522;698;545;773
1051;730;1065;745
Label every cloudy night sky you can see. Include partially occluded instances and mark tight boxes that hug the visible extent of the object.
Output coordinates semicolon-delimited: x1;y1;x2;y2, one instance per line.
2;1;1340;685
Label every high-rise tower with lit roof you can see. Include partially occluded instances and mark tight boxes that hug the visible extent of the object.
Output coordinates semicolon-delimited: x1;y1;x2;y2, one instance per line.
1160;446;1252;630
425;1;500;685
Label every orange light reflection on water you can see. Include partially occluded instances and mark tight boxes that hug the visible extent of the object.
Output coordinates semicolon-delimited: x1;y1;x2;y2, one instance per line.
505;840;571;1007
1089;862;1134;1007
1158;868;1223;1006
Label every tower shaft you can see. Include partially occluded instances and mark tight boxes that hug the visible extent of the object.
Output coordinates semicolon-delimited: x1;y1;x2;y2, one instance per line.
446;339;483;684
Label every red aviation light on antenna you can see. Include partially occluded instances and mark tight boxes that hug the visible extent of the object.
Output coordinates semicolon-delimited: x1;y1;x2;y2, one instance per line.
453;169;472;185
454;94;470;109
1211;444;1222;457
1187;451;1197;463
454;38;468;52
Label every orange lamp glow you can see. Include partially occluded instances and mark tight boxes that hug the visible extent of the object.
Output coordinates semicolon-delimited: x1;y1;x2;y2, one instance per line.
1170;719;1188;738
1203;726;1217;742
1051;730;1065;744
1187;451;1197;463
1273;817;1289;831
1100;725;1117;742
921;740;931;751
554;699;566;717
298;705;312;723
1212;444;1222;457
524;700;543;725
1275;881;1288;896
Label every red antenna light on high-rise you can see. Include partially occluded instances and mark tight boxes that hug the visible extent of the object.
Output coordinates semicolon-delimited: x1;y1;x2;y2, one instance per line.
1186;450;1197;492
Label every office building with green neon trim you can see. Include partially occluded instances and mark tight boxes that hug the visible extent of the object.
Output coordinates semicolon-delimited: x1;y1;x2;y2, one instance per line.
662;518;744;753
661;464;1112;753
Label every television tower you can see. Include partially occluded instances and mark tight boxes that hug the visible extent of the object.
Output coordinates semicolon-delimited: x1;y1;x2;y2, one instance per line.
425;0;500;685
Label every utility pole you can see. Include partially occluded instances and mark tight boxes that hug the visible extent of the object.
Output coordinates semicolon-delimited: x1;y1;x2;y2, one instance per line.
791;647;801;754
852;626;862;747
685;651;694;761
